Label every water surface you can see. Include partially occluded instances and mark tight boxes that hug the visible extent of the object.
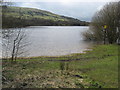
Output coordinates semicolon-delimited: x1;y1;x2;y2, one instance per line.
24;26;93;57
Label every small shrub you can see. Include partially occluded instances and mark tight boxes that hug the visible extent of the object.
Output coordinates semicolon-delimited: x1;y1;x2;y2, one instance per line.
89;80;102;88
60;62;65;71
82;31;96;41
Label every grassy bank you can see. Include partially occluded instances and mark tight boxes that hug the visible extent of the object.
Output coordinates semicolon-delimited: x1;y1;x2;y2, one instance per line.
2;44;119;88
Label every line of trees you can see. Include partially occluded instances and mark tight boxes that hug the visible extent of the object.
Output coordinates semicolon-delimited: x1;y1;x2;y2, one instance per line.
2;15;88;28
83;1;120;44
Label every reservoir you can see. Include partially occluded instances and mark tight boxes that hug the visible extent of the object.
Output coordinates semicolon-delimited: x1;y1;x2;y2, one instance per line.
23;26;93;57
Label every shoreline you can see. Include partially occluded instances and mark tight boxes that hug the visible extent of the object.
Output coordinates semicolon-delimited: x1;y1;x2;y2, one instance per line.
2;48;93;60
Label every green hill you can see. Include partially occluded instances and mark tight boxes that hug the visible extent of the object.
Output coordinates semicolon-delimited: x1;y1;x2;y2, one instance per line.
2;6;89;28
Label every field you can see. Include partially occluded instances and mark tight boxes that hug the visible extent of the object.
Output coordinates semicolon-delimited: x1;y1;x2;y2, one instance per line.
2;44;119;88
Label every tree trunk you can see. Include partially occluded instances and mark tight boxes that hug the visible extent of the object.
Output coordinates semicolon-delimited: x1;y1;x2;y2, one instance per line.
11;40;16;62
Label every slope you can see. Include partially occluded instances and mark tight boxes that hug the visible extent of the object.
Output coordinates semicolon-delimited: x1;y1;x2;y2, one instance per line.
2;6;89;28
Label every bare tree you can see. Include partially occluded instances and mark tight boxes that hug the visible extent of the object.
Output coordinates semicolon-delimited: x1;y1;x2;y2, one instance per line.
83;1;120;44
11;29;28;61
2;1;29;62
2;29;13;59
2;28;29;61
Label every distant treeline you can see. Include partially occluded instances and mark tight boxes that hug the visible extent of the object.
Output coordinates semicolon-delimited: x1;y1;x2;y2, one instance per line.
2;6;89;28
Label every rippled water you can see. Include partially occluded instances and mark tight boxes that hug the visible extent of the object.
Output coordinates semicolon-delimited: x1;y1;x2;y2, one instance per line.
22;26;93;57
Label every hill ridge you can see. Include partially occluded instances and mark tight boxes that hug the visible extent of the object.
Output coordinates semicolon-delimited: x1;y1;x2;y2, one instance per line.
2;6;89;28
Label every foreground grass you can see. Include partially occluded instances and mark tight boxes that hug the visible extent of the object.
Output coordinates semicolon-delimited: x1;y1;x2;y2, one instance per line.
2;44;119;88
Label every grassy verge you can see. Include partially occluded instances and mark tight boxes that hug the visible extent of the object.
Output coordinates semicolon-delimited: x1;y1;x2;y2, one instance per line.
2;44;119;88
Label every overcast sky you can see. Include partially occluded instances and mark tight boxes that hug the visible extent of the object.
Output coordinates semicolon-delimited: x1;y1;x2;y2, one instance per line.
11;0;116;21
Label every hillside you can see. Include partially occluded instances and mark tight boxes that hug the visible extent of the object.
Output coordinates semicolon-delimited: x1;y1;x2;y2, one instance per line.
2;6;89;28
